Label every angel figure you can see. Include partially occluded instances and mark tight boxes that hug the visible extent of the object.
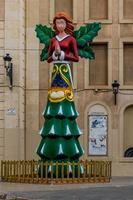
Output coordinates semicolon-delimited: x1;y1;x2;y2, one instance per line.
35;12;101;176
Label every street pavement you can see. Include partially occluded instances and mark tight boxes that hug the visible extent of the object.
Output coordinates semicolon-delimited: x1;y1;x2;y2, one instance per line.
1;177;133;200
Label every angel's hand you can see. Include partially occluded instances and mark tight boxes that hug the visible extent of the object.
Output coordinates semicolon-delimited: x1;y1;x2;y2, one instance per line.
55;41;61;56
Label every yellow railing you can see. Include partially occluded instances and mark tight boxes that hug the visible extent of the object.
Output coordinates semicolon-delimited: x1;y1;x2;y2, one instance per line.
1;160;111;184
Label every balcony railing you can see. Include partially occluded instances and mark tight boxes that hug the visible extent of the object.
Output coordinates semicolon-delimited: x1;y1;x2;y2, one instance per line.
1;160;111;184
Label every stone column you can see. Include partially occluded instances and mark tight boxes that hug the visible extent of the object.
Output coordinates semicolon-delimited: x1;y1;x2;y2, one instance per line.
25;0;40;160
0;0;5;162
4;0;26;160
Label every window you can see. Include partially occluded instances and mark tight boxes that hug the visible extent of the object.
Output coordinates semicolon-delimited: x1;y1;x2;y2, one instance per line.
124;105;133;157
84;0;112;23
123;43;133;85
119;0;133;23
89;43;108;86
49;0;78;23
55;0;73;19
89;0;108;20
123;0;133;19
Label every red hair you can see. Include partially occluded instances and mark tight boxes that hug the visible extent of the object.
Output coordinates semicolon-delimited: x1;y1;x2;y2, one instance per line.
53;12;74;35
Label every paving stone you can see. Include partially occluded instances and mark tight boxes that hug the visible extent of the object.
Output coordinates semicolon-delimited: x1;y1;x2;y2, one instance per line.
0;193;7;199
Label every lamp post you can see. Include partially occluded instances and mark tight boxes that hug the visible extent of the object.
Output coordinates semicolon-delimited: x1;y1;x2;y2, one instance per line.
112;80;120;105
3;53;13;89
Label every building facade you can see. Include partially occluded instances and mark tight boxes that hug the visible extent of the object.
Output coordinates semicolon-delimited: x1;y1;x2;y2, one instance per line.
0;0;133;176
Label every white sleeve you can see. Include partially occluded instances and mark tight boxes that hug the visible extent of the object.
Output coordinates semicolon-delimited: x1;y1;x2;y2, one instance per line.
59;51;65;61
52;51;58;61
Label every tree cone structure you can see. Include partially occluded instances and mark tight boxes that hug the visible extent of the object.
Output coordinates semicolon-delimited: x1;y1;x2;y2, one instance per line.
36;99;84;177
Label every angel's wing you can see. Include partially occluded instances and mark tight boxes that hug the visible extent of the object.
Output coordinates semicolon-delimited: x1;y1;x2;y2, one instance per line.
73;22;101;59
35;24;54;61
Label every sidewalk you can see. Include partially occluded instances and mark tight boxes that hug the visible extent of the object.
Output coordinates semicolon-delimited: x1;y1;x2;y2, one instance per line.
1;177;133;193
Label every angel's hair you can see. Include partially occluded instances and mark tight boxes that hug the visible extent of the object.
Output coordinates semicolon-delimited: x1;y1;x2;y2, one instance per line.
53;12;74;35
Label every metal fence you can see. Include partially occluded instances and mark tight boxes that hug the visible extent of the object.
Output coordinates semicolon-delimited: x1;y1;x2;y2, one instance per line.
1;160;111;184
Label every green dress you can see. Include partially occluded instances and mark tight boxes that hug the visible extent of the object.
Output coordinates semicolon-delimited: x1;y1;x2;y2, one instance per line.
36;61;84;176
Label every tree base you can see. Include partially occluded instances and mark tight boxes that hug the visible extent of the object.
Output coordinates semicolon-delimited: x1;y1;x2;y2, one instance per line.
38;161;84;178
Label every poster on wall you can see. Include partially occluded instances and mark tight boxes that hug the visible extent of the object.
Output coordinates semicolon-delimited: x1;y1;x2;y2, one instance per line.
88;115;107;156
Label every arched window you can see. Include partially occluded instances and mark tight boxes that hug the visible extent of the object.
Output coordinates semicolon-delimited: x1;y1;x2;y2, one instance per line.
88;104;108;156
124;105;133;157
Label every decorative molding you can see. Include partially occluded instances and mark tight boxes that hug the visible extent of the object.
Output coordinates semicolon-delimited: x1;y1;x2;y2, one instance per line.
73;0;78;24
49;0;55;24
84;0;112;24
84;38;112;89
49;62;77;89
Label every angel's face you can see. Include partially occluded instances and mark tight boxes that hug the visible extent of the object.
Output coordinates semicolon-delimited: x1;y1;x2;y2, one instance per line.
55;18;66;33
